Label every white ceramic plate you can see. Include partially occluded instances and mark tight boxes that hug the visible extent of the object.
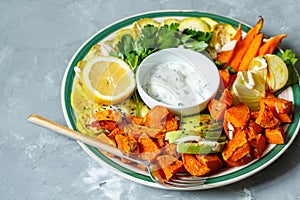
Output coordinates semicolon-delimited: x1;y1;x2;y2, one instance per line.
61;10;300;190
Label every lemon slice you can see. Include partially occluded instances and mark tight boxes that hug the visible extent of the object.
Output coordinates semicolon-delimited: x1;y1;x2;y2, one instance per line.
264;54;289;92
210;23;237;51
112;29;137;50
199;17;218;30
133;18;160;35
178;17;210;32
81;56;136;105
162;18;181;27
231;71;266;111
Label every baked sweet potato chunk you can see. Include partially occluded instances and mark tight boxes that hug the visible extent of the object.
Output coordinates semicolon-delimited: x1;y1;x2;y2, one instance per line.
143;105;169;127
246;121;263;141
195;154;223;172
224;102;250;128
90;120;117;131
222;128;252;166
182;154;211;176
255;103;281;128
260;97;293;115
156;155;183;181
123;124;161;138
249;134;266;159
264;126;285;144
95;110;123;122
138;133;161;161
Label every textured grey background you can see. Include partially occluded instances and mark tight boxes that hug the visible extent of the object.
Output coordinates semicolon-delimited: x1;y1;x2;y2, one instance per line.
1;0;300;199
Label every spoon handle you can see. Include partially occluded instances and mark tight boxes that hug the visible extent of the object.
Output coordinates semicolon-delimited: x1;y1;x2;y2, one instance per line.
27;114;146;165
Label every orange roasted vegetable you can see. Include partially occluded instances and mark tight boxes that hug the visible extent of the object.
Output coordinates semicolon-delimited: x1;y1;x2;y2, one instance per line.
246;121;263;141
222;129;253;166
160;115;179;133
238;33;263;71
129;115;144;125
107;127;122;139
208;98;229;121
249;134;266;159
218;69;231;88
95;109;123;122
260;97;293;115
90;120;117;131
224;102;250;128
264;126;285;144
227;17;264;71
182;154;211;176
219;88;233;106
258;34;287;55
216;23;243;66
115;134;138;163
124;123;161;138
195;154;223;172
143;105;169;127
138;133;161;161
156;155;183;181
276;113;292;123
255;102;281;128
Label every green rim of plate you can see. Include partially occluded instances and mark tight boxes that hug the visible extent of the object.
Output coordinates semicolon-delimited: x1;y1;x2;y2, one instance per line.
62;10;300;187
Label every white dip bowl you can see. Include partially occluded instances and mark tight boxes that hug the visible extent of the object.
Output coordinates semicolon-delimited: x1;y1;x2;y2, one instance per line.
136;48;220;116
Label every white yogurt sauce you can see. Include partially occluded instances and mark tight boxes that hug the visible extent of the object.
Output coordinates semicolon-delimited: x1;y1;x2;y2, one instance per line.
143;61;211;106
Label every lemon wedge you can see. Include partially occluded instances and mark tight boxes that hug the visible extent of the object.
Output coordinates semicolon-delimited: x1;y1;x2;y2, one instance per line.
231;71;266;111
80;56;136;105
178;17;210;32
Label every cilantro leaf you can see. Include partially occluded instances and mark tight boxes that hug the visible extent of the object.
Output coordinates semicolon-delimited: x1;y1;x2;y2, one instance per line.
281;49;298;66
182;29;212;42
141;25;158;38
182;40;208;52
157;26;180;49
117;34;135;54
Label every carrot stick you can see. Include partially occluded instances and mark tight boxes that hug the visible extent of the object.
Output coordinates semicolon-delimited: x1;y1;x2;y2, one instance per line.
216;24;243;66
227;17;264;71
238;33;263;71
258;34;287;55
